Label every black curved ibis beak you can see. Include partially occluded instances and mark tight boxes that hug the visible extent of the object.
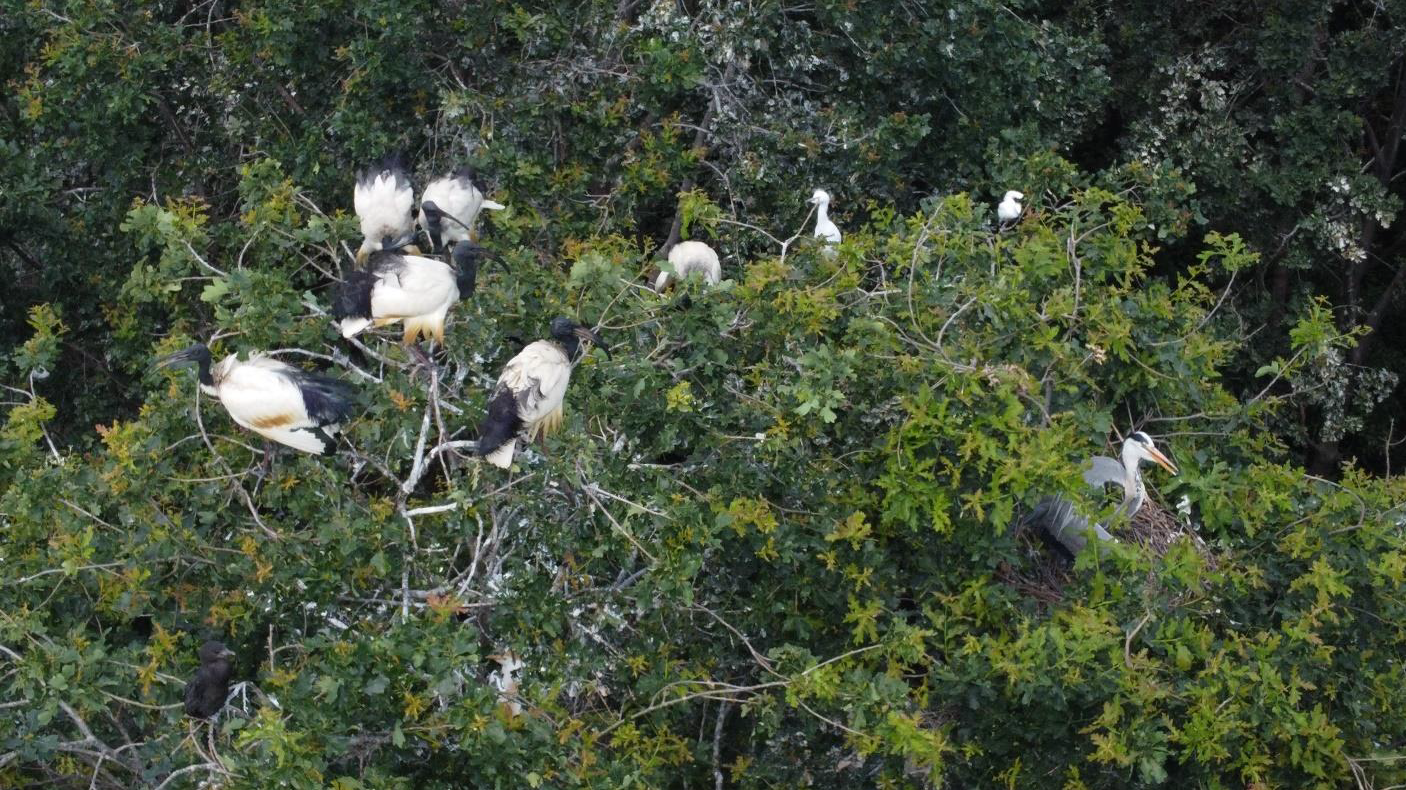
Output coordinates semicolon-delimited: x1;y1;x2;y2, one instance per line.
152;344;210;371
420;200;446;253
382;232;417;253
574;326;610;359
453;241;508;274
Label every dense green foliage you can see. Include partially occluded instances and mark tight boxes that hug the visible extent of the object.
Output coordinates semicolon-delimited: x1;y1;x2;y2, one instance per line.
2;1;1404;788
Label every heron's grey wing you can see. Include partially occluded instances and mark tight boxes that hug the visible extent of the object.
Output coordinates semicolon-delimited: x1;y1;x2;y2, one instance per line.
1082;456;1126;490
1028;496;1116;560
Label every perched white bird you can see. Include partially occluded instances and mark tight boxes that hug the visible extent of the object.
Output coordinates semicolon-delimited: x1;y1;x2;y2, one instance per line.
997;190;1024;224
808;188;842;244
478;318;607;469
353;153;417;264
417;167;505;253
155;345;357;455
654;240;721;291
1024;430;1179;559
487;651;525;716
331;243;501;347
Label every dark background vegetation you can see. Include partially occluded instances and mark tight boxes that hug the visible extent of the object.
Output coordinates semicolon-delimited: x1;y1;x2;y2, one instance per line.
1;0;1404;787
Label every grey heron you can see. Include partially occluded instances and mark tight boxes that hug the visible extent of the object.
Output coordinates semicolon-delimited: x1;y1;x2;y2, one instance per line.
1025;430;1179;559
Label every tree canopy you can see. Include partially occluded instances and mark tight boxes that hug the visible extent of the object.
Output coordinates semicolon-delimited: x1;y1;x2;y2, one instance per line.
2;1;1404;788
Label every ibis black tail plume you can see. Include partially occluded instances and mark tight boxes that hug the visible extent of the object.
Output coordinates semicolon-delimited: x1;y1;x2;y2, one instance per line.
476;388;523;459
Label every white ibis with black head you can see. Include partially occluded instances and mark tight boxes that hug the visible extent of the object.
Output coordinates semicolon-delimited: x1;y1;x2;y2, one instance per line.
808;189;842;244
655;240;721;291
330;242;503;355
997;190;1024;224
418;167;505;253
154;344;357;456
1024;430;1179;559
354;152;418;264
477;318;608;469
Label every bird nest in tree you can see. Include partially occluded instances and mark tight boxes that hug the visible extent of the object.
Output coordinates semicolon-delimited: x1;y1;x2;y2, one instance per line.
999;501;1216;606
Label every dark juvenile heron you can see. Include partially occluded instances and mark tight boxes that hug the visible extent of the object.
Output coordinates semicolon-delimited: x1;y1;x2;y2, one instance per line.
184;641;235;719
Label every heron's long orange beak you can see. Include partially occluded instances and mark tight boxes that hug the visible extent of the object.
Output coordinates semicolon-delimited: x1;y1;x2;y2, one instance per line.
1147;445;1179;475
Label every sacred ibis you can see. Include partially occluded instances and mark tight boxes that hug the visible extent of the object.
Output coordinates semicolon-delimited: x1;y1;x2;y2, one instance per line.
184;640;235;719
331;243;502;352
354;153;418;264
478;318;608;469
418;167;505;252
1024;430;1179;559
997;190;1024;224
808;189;842;244
655;240;721;291
155;345;357;456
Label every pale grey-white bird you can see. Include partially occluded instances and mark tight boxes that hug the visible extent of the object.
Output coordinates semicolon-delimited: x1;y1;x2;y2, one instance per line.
1024;431;1179;559
997;190;1024;224
655;240;721;291
808;189;841;244
354;153;418;264
418;167;505;252
477;318;608;469
155;345;357;455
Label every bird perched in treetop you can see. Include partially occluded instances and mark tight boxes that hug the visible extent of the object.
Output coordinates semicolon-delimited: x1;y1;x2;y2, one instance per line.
478;318;608;469
354;152;419;264
808;189;842;244
154;345;358;456
655;240;721;291
418;167;506;252
184;640;235;719
997;190;1025;224
331;242;503;352
1023;430;1179;559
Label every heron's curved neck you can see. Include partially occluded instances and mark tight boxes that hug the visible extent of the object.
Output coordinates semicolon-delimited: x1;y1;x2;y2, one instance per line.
1118;443;1146;516
815;201;830;228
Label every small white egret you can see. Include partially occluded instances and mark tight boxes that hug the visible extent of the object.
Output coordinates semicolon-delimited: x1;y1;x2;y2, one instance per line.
655;240;721;291
478;318;608;469
808;188;842;244
353;153;418;264
155;345;357;456
997;190;1025;224
1025;430;1179;558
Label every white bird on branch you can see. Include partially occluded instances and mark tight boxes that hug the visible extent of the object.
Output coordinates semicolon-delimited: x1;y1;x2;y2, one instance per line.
997;190;1025;225
808;188;842;244
418;167;505;253
331;241;503;363
154;345;358;457
655;240;721;291
477;318;608;469
353;152;419;264
1023;430;1179;559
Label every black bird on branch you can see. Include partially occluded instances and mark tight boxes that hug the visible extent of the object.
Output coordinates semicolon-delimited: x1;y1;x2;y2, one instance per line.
184;641;235;719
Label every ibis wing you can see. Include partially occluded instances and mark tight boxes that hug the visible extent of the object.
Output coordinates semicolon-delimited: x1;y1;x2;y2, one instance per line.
215;358;355;453
498;341;572;425
355;164;415;242
419;174;486;245
367;256;458;320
